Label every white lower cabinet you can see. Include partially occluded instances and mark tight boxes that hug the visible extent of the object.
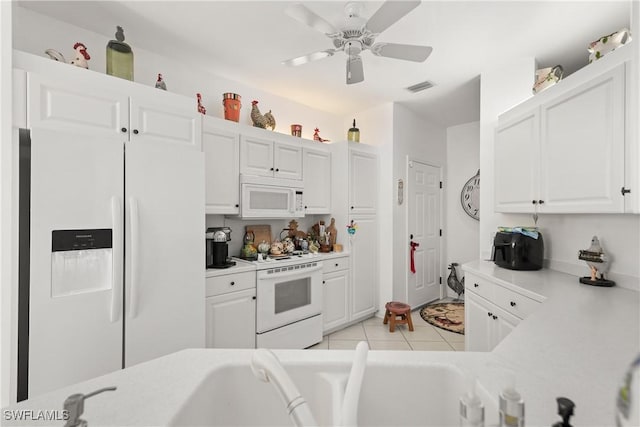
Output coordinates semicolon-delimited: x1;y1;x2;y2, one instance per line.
322;256;350;332
205;271;256;349
464;273;538;352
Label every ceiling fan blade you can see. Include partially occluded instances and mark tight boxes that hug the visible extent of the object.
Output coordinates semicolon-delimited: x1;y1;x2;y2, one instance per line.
365;0;421;35
282;49;336;67
346;56;364;85
371;43;432;62
285;3;339;35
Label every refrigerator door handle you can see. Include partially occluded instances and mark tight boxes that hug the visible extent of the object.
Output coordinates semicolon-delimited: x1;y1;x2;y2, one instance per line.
110;196;123;322
128;197;140;319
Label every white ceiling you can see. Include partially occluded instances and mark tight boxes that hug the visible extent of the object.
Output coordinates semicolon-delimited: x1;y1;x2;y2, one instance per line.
17;1;631;127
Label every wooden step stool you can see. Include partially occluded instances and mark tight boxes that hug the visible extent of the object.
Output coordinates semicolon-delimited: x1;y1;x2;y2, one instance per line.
383;301;414;332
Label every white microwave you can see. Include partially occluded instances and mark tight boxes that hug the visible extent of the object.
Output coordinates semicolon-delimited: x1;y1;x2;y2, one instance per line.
240;174;304;219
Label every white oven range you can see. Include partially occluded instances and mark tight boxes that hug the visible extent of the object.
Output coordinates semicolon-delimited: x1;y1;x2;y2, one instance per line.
250;255;323;349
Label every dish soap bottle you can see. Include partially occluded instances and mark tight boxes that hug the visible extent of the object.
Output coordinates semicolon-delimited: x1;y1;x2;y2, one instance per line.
106;26;133;81
460;376;484;427
499;372;524;427
347;119;360;142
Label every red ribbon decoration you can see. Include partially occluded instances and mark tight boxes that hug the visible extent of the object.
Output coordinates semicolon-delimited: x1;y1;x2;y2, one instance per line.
410;241;420;274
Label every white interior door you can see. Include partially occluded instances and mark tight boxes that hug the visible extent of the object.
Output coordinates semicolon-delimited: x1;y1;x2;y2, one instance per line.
27;127;124;397
407;160;441;307
124;139;205;367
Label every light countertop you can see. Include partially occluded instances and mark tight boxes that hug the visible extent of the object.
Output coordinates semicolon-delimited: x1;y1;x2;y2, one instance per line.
4;260;637;426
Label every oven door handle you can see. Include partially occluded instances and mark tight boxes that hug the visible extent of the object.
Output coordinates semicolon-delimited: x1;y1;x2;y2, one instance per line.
258;263;323;280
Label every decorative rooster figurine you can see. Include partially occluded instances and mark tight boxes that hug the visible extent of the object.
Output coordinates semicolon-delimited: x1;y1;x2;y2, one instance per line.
196;93;206;115
447;263;465;300
155;73;166;90
69;42;90;69
313;128;330;142
250;100;276;130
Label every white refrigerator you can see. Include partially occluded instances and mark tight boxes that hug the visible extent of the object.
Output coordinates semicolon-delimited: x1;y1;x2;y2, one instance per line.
18;125;205;399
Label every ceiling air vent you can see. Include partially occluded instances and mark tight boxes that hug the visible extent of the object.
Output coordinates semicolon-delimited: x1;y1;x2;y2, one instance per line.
406;80;435;93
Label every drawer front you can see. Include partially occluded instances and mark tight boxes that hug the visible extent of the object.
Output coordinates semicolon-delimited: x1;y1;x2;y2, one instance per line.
322;256;350;274
465;273;495;301
206;271;256;297
493;284;539;319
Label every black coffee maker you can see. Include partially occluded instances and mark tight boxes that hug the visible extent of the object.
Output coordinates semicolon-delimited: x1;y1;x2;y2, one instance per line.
206;227;235;269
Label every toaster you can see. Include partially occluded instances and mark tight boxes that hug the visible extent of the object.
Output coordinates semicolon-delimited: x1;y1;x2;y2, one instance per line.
492;230;544;271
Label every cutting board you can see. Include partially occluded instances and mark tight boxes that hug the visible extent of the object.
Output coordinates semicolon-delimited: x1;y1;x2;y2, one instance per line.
246;224;272;246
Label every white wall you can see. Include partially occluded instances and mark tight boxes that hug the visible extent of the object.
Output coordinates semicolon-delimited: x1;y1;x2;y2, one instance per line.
392;104;447;305
445;122;480;293
12;6;344;141
480;57;640;290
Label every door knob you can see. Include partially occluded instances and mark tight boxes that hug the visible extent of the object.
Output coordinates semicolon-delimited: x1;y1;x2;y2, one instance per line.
132;129;139;135
510;301;516;307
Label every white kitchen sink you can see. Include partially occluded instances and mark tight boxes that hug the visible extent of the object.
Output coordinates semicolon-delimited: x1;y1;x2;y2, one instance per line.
168;357;498;426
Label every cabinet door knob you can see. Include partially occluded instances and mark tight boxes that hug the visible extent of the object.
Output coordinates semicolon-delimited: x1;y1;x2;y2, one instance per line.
132;129;139;135
304;206;308;209
538;200;544;205
487;312;492;317
235;204;239;208
230;281;235;286
121;127;127;133
322;280;326;284
275;168;279;172
474;283;479;288
510;301;516;307
270;167;274;171
350;206;354;210
252;296;256;300
335;263;339;267
492;315;498;320
532;200;538;205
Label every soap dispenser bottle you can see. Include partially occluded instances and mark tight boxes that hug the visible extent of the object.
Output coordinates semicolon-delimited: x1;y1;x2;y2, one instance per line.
499;373;525;427
460;377;484;427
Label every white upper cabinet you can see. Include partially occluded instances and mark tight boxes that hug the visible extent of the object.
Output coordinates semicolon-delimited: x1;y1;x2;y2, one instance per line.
303;147;332;214
203;118;240;214
494;109;540;212
240;134;302;180
539;64;625;213
349;146;378;215
129;89;201;150
495;47;631;214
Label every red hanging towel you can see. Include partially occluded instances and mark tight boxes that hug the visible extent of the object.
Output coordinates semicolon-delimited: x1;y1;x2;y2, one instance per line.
410;241;420;274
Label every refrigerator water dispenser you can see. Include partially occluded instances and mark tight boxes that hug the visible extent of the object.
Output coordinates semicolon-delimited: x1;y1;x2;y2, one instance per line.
51;229;113;297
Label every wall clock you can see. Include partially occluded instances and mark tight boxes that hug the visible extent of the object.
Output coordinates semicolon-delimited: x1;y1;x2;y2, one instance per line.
461;169;480;220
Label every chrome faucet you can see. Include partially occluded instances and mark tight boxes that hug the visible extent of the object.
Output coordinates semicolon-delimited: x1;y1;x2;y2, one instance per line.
63;386;117;427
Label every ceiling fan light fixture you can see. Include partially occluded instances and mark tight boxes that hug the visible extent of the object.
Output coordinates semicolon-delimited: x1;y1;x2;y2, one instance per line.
406;80;435;93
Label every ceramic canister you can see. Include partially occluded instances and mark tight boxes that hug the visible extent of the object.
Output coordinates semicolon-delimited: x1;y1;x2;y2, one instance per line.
223;93;241;122
291;124;302;137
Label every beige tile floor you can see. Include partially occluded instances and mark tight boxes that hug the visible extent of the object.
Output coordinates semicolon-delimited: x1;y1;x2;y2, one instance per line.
309;309;465;351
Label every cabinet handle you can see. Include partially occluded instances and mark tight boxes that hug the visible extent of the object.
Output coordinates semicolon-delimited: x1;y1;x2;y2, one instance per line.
487;312;492;317
510;301;516;307
252;296;256;300
621;187;631;195
132;129;139;135
121;127;127;133
538;200;544;205
492;315;498;320
304;206;308;209
270;167;274;171
351;206;354;210
335;263;339;267
235;204;239;208
322;280;326;284
532;200;538;205
230;281;235;286
275;168;279;172
474;283;479;288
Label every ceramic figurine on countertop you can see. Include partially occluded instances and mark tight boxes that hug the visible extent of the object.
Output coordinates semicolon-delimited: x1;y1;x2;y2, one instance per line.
107;26;133;80
313;128;329;142
155;73;166;90
197;93;206;115
250;100;276;130
578;235;615;287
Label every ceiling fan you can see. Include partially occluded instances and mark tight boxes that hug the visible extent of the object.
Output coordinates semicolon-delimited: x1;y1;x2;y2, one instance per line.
282;1;432;85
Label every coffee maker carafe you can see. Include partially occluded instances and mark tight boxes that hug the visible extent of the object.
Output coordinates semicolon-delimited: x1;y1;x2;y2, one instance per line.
206;227;235;269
